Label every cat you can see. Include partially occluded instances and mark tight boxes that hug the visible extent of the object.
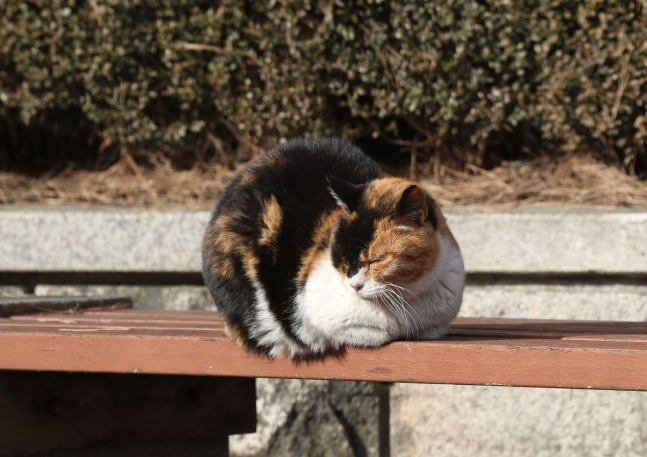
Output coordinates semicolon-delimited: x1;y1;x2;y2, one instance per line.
202;137;464;358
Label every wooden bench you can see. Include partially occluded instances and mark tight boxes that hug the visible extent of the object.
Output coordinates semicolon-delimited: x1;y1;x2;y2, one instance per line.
2;297;647;456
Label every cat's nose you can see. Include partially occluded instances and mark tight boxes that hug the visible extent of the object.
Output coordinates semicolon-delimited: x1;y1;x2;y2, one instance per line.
351;283;364;292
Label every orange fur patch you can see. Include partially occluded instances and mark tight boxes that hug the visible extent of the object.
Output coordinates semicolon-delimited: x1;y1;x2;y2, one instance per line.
224;321;249;349
258;195;283;249
366;217;439;284
297;208;344;284
357;177;444;284
362;177;412;210
203;211;260;282
202;223;237;279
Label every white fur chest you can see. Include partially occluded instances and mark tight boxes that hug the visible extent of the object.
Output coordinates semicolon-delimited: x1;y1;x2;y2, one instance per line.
293;251;401;353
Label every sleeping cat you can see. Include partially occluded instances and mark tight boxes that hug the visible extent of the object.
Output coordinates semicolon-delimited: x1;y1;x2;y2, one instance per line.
202;137;464;358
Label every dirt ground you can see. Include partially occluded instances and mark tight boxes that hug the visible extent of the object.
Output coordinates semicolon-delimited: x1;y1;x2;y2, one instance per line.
1;154;646;209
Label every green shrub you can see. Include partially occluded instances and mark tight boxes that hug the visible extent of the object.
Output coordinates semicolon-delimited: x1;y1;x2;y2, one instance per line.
1;0;646;173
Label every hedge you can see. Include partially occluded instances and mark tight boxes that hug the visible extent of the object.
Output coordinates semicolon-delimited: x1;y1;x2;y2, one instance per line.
1;0;646;173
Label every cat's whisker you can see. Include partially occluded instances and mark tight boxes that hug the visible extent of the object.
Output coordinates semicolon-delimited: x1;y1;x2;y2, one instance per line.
385;283;422;323
394;292;422;332
375;294;406;337
376;295;396;320
383;288;415;339
380;290;410;338
384;286;421;339
385;282;419;301
398;296;422;338
383;283;410;308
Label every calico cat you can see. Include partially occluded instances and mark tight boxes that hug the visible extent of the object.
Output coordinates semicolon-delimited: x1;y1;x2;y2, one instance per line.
202;137;464;358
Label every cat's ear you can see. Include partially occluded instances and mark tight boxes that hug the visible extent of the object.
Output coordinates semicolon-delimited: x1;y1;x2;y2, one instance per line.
327;175;362;212
396;185;428;226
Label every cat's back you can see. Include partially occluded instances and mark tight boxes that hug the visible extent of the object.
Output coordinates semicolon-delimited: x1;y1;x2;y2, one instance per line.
219;137;382;209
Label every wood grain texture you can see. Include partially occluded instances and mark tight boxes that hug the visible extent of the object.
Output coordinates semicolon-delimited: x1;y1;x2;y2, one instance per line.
0;371;255;456
2;310;647;391
0;296;132;317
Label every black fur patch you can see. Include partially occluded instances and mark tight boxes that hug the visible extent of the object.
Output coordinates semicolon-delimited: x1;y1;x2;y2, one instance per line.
331;207;381;277
327;176;364;211
424;195;439;230
201;254;260;350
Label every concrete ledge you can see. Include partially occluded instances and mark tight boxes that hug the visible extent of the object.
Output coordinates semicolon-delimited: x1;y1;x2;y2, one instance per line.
450;208;647;274
0;207;206;273
1;206;646;273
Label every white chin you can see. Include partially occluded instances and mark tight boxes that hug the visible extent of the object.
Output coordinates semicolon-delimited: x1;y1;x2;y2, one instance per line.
356;285;382;301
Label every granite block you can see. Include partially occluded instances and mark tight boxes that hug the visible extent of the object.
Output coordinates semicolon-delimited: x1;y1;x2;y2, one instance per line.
1;207;646;273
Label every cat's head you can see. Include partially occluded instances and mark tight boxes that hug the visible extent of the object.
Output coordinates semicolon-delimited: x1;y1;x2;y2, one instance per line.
328;176;443;298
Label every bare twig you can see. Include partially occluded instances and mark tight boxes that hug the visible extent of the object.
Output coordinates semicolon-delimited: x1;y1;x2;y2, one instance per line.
174;41;223;53
612;51;632;122
410;147;417;180
217;116;265;156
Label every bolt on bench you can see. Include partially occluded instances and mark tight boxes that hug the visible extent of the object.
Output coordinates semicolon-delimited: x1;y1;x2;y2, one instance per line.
2;296;647;456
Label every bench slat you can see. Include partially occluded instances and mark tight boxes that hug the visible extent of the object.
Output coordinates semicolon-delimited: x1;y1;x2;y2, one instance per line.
0;296;132;317
452;317;647;334
2;310;647;391
11;309;221;321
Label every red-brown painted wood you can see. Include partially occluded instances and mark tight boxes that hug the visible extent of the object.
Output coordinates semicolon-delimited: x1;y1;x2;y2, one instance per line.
0;296;132;317
3;310;647;391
